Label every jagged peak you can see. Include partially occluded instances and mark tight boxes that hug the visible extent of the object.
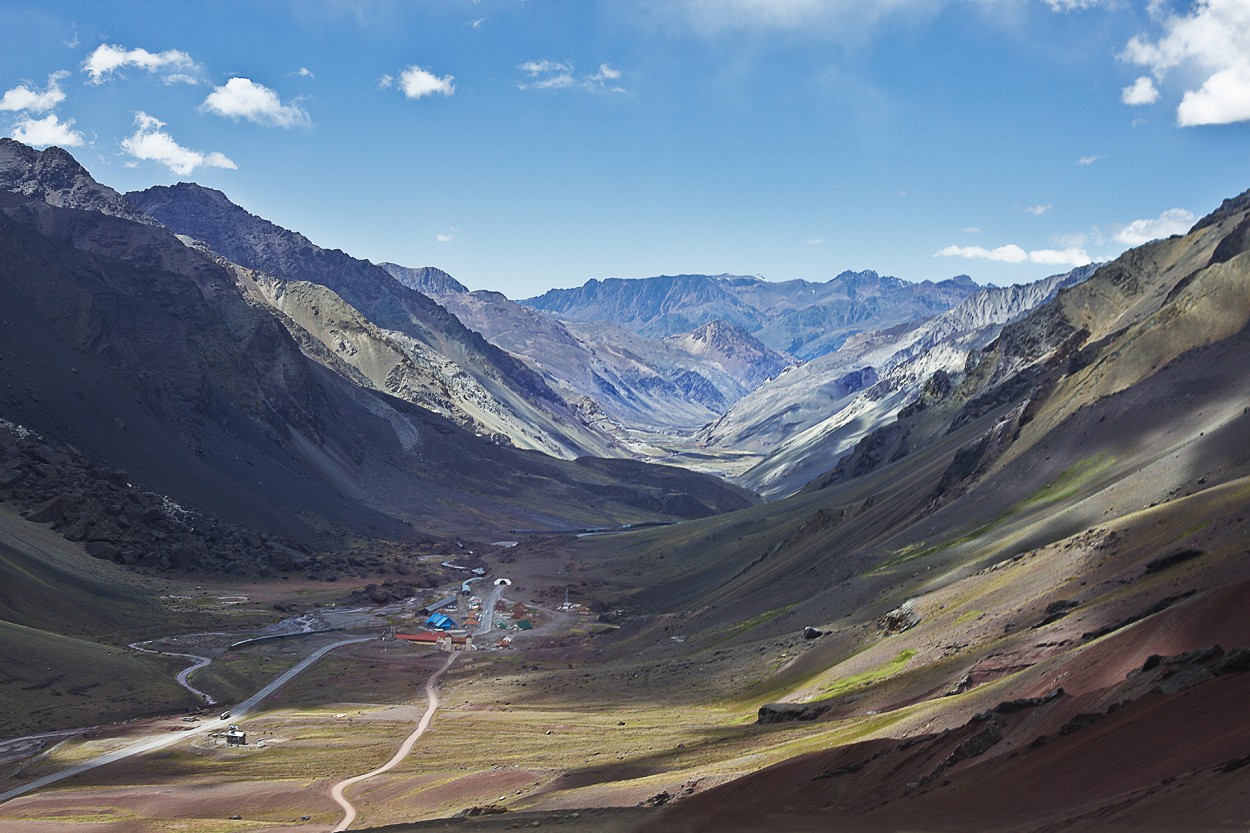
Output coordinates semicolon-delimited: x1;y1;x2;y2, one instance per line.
0;138;156;225
1190;186;1250;233
380;263;469;295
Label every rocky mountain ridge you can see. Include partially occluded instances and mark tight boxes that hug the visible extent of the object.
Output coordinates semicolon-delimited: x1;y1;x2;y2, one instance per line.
126;183;625;459
525;270;980;360
0;138;155;226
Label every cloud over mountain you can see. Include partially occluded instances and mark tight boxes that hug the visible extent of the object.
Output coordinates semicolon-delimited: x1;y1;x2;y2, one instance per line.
121;112;235;175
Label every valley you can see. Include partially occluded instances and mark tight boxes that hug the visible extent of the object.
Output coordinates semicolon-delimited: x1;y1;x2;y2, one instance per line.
1;135;1248;832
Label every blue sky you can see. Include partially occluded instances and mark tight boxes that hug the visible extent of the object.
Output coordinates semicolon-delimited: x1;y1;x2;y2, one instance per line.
1;1;1248;298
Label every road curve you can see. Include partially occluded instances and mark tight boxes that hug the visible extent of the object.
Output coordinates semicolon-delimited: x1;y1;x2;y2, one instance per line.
128;641;217;705
0;636;372;805
330;651;457;832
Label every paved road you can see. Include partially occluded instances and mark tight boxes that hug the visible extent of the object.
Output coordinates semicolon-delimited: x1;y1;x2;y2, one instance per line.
475;581;508;637
330;651;457;832
0;636;372;805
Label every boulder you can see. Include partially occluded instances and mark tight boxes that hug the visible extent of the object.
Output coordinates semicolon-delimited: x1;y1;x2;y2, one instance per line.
757;701;833;724
879;600;920;635
23;494;72;524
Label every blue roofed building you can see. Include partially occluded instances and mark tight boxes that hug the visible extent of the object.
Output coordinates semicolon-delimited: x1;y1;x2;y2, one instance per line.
426;613;457;630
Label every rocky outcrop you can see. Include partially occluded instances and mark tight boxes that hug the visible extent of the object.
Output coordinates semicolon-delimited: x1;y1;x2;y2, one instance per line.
0;420;312;575
757;701;833;724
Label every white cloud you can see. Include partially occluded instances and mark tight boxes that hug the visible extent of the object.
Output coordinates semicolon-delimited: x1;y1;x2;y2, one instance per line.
201;77;311;128
1114;207;1195;245
82;43;197;84
651;0;937;32
1121;76;1160;105
806;238;823;245
9;113;84;148
518;60;625;92
436;232;456;243
963;226;982;234
297;67;315;78
0;71;69;114
588;64;622;83
396;66;455;99
1043;0;1111;10
469;17;486;29
519;60;572;76
937;244;1028;263
120;112;236;176
1077;154;1104;166
1029;247;1093;266
1024;204;1052;216
1177;63;1250;125
1120;0;1250;125
518;60;575;90
935;243;1091;267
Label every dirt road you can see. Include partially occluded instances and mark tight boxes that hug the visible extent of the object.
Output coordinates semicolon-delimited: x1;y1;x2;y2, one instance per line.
330;651;457;832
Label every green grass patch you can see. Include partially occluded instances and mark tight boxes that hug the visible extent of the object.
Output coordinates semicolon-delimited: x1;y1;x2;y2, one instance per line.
715;602;799;643
1026;452;1115;505
873;521;998;573
872;452;1118;577
953;609;983;626
807;648;917;702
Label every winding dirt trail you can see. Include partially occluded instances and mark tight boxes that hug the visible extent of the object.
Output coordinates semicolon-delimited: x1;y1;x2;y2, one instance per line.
330;651;457;832
128;640;218;705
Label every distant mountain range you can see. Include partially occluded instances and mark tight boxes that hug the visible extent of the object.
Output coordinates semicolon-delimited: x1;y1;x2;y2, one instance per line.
397;272;793;432
702;265;1097;495
524;271;980;360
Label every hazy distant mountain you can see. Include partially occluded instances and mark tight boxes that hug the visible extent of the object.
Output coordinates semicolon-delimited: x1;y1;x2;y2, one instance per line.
664;319;791;392
127;183;624;459
406;278;794;432
699;266;1096;495
525;271;979;360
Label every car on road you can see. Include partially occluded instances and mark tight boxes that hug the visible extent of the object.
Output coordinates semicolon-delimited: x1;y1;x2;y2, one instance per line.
219;711;231;720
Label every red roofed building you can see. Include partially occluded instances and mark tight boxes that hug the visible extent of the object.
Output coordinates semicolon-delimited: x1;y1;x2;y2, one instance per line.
395;631;440;645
